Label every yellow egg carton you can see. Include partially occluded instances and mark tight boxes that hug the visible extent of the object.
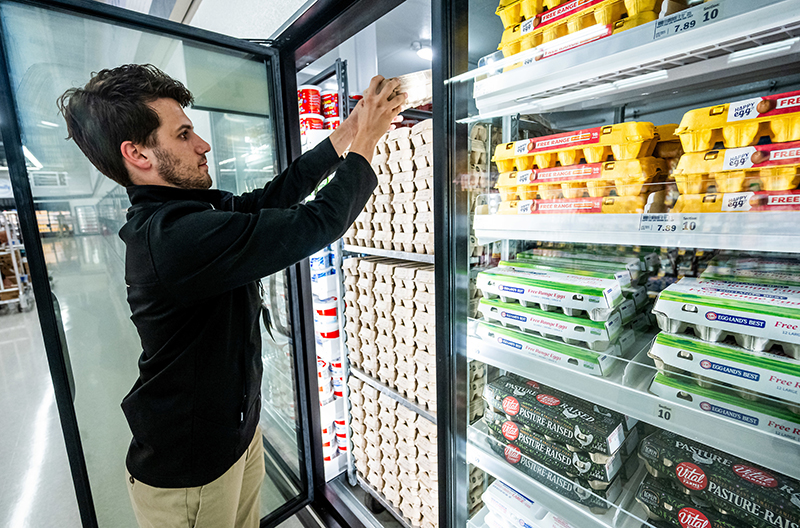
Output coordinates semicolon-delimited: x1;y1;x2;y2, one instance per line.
672;190;800;214
672;141;800;195
496;157;667;201
497;0;661;58
676;89;800;152
493;122;662;173
497;194;658;214
496;0;564;30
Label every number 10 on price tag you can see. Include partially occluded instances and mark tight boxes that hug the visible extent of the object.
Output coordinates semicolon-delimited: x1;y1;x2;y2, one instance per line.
639;213;679;232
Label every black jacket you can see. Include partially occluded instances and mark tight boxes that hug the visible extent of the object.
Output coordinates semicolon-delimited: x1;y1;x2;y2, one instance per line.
119;139;376;488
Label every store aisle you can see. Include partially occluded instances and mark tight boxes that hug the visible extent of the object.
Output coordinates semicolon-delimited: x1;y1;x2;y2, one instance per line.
0;308;81;527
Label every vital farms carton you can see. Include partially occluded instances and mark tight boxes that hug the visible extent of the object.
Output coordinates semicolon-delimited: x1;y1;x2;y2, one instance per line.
483;375;627;458
484;407;623;487
638;430;800;528
636;473;748;528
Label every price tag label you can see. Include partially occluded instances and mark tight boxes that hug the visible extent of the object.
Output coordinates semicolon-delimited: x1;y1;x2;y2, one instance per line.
681;214;700;232
656;403;673;422
639;213;680;232
654;2;722;40
517;200;534;214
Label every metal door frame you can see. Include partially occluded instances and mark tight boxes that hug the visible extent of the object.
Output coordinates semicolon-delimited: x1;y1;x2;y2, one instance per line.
0;1;314;526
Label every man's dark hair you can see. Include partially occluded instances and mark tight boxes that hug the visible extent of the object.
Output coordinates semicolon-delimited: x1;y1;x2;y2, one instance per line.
57;64;194;187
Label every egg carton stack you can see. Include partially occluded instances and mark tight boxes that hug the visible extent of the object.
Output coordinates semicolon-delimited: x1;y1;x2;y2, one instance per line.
343;120;435;255
343;256;437;413
468;362;487;423
396;264;437;412
468;465;489;518
348;375;440;528
469;124;489;191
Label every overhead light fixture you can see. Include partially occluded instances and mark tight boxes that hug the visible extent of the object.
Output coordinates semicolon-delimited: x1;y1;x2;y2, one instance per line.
412;41;432;61
39;121;59;128
218;157;236;165
22;145;42;170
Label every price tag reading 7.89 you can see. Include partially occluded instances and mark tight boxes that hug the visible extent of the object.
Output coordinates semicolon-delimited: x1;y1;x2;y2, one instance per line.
653;2;722;40
639;214;679;232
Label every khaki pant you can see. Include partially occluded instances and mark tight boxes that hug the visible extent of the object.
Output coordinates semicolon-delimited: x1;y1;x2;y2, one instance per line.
126;427;265;528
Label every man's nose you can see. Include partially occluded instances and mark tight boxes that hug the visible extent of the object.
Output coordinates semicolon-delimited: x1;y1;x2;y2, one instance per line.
196;136;211;154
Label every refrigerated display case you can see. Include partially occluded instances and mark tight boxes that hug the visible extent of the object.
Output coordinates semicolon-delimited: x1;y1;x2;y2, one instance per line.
438;1;800;528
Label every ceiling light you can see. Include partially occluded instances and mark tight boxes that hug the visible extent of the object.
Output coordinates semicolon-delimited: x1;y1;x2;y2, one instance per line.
412;41;432;61
39;121;59;128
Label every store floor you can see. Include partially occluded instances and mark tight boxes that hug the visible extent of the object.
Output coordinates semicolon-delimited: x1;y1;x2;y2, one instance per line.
0;235;306;528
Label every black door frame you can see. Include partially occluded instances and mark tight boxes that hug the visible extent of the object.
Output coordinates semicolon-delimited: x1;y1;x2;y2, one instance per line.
0;1;315;526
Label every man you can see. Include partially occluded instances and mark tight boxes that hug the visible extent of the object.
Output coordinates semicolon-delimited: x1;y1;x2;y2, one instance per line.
58;64;405;528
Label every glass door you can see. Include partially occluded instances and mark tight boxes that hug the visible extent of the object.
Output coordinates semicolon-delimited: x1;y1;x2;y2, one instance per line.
0;2;315;527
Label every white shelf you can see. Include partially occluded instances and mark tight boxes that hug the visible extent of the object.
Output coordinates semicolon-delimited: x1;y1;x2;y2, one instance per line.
463;0;800;118
472;212;800;253
343;244;434;264
350;367;437;424
468;506;489;528
467;422;652;528
324;451;347;482
467;332;800;480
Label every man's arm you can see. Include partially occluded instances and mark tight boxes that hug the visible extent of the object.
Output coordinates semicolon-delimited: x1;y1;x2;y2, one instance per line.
229;103;362;213
151;152;376;302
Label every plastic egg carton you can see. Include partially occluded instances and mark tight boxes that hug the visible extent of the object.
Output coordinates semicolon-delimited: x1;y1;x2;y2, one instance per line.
493;122;660;173
676;89;800;153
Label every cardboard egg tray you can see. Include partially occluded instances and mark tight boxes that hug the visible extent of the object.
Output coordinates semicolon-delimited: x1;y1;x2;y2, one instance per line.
637;429;800;528
676;89;800;153
478;297;625;351
475;320;626;377
635;473;747;528
647;332;800;413
672;141;800;196
497;0;661;59
476;266;625;321
652;278;800;358
493;122;661;173
496;158;668;203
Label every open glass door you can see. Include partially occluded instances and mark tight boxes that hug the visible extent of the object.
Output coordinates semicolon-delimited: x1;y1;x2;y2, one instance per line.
0;1;315;527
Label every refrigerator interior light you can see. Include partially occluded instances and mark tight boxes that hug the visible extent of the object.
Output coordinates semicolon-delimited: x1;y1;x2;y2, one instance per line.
727;37;800;64
612;70;668;89
22;146;42;170
218;157;236;165
39;120;59;128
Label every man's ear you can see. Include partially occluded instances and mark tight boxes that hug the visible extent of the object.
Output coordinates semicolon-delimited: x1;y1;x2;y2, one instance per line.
121;140;152;171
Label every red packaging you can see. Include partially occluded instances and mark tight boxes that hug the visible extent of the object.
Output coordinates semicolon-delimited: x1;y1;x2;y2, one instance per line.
297;84;321;114
321;90;339;118
299;113;324;135
324;117;340;130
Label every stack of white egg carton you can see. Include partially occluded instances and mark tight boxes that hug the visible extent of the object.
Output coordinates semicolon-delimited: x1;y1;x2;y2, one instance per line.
342;119;434;255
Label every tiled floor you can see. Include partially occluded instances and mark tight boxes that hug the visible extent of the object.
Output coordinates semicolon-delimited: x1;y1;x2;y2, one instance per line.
0;235;312;527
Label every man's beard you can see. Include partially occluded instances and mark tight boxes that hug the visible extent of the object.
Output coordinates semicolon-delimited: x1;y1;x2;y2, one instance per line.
153;146;211;190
